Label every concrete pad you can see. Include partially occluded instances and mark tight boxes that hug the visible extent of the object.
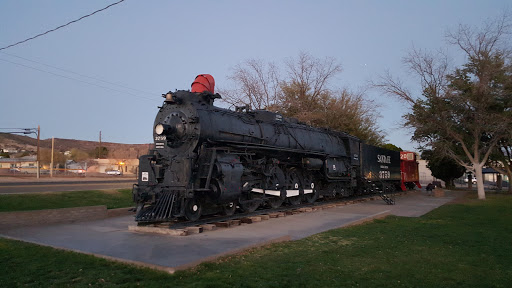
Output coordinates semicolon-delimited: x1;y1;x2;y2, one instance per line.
0;191;457;272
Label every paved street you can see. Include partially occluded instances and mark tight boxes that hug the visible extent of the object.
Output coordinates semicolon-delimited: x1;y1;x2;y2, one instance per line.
0;179;135;194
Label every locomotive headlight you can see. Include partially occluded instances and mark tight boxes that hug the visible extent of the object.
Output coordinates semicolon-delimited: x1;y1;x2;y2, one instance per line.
155;123;165;135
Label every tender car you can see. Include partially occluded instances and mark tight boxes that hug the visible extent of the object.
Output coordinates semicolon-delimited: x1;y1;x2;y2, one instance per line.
106;170;122;175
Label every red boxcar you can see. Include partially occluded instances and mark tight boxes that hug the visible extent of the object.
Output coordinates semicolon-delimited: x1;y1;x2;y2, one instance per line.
400;151;422;191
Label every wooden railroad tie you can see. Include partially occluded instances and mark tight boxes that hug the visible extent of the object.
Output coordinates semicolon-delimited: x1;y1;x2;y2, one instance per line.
200;224;216;231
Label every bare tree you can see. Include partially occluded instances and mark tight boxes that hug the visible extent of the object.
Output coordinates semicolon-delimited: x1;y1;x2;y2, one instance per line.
221;52;386;144
282;52;343;106
278;52;343;123
219;59;281;110
375;14;512;199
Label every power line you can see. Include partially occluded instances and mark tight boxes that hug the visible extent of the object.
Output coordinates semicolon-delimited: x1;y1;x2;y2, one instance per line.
0;0;126;51
0;57;156;102
1;51;158;97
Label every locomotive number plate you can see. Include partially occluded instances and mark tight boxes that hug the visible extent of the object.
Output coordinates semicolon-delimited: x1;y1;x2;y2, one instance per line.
141;172;149;181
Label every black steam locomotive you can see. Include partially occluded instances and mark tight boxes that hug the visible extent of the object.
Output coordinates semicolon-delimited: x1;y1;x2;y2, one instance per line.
133;75;401;223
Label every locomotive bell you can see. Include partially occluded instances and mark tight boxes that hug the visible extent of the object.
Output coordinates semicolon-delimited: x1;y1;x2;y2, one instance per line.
164;92;174;103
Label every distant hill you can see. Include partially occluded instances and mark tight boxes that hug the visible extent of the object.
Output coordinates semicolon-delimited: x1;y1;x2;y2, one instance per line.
0;133;152;159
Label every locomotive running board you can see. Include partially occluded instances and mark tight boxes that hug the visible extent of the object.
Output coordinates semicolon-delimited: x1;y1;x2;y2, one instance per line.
135;190;177;222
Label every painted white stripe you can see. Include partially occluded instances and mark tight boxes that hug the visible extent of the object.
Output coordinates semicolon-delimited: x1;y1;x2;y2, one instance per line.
252;188;281;197
304;189;313;194
286;190;300;197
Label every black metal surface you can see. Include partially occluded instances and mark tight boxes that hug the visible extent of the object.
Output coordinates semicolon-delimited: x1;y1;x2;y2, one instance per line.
132;87;408;224
135;190;176;222
361;144;401;181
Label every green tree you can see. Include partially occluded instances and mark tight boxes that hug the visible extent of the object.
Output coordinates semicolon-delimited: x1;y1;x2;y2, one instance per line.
422;149;465;189
380;143;403;152
0;150;10;158
376;14;512;199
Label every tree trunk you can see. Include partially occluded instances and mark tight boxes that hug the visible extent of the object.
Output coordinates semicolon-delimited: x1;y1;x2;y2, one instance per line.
474;164;486;200
446;179;455;189
497;174;502;191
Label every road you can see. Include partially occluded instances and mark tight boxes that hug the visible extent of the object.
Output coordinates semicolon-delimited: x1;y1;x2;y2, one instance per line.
0;180;135;194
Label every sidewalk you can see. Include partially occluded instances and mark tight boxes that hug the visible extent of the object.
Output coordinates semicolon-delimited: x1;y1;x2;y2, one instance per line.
0;191;458;273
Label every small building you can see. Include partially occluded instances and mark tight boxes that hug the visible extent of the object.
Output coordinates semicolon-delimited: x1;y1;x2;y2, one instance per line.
0;156;38;174
88;158;139;175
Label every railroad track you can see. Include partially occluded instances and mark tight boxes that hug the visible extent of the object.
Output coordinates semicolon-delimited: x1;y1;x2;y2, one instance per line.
129;191;405;236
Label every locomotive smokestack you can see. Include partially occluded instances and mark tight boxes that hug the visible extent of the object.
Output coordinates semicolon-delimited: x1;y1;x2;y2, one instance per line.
191;74;215;94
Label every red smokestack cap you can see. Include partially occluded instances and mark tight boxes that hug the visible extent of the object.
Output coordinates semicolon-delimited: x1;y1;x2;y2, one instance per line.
191;74;215;94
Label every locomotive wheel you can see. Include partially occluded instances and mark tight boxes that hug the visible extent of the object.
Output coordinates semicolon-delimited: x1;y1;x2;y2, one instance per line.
184;198;202;221
267;196;284;208
303;177;318;204
265;166;285;208
288;196;301;206
222;202;236;216
304;189;318;203
286;168;302;206
239;200;259;213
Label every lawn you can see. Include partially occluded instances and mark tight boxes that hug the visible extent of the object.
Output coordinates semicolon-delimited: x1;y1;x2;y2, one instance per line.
0;189;134;212
1;192;511;287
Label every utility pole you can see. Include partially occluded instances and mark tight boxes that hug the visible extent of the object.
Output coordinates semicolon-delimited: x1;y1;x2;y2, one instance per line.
36;125;40;179
99;131;102;159
0;127;41;178
50;137;54;177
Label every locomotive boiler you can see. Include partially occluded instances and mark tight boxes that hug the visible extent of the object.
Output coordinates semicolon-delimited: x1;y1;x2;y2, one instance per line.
133;75;401;223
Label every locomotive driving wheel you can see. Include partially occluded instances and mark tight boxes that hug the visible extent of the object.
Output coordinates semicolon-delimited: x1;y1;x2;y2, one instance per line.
222;202;237;216
303;175;318;204
184;198;202;221
265;165;285;209
287;168;302;206
239;198;260;213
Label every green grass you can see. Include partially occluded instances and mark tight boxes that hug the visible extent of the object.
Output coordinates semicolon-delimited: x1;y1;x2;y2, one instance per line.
0;189;134;212
1;192;512;287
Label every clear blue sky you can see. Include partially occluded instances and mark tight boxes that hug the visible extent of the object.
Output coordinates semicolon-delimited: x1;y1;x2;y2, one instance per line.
0;0;508;151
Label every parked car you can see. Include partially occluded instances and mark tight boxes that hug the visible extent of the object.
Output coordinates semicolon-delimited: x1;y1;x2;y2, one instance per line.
69;169;86;174
106;170;122;175
9;167;20;173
